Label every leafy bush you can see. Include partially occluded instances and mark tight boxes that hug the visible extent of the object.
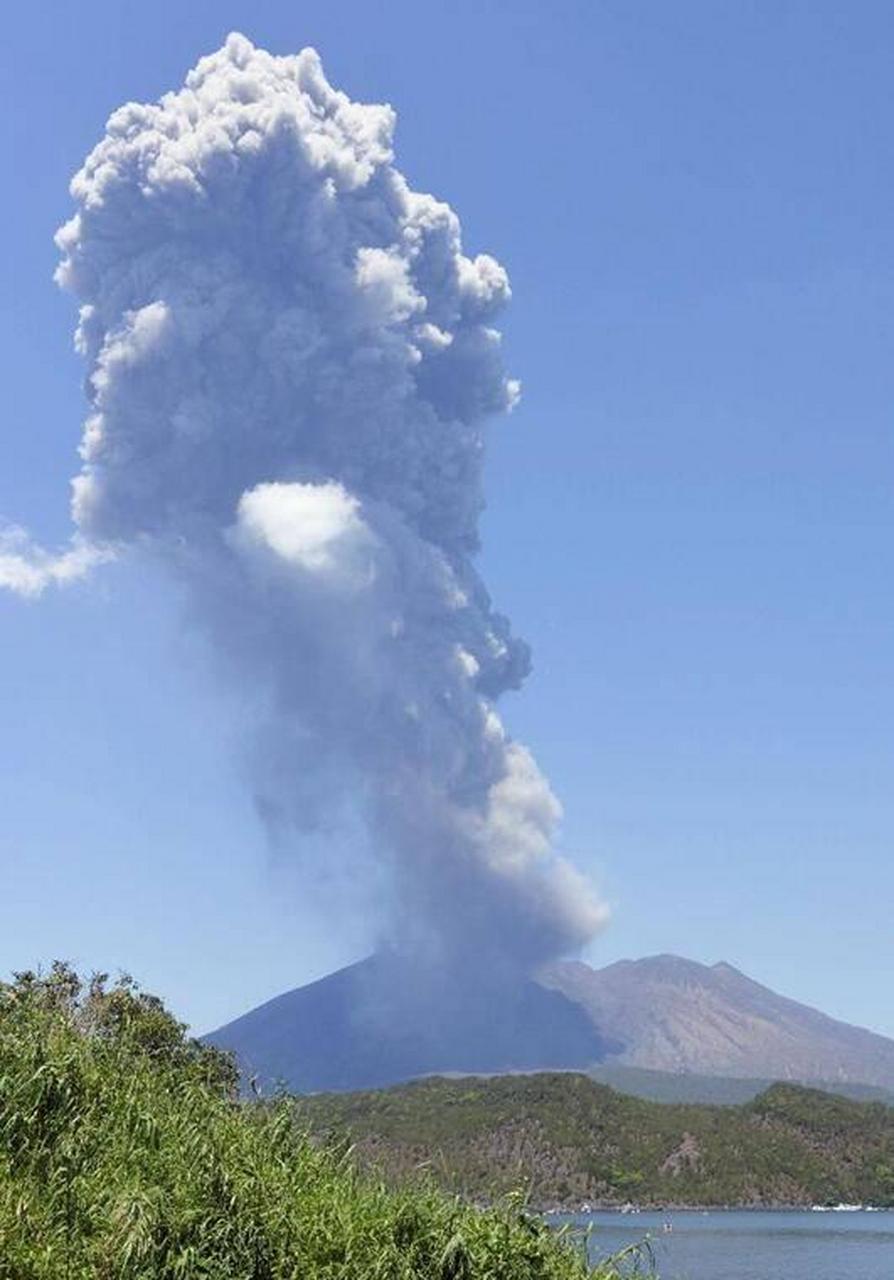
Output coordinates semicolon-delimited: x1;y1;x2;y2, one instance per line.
0;965;630;1279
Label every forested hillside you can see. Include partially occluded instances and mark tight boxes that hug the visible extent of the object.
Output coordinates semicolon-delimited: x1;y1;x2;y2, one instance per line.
301;1072;894;1209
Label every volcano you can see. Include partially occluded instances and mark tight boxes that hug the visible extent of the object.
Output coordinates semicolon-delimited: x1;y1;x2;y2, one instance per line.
205;952;615;1093
208;952;894;1097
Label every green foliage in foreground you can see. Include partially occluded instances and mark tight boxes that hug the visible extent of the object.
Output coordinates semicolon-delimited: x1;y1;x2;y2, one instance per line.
300;1072;894;1209
0;966;629;1280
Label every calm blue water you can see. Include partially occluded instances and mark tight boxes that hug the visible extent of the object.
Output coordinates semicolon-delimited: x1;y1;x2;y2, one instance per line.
552;1210;894;1280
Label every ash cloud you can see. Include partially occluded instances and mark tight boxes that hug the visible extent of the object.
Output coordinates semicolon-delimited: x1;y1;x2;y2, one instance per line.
5;34;607;975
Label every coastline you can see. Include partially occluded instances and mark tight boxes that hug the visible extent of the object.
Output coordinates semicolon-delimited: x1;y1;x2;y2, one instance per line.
539;1202;892;1216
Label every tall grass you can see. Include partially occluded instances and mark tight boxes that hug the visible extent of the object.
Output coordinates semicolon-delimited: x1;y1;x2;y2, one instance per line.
0;965;642;1279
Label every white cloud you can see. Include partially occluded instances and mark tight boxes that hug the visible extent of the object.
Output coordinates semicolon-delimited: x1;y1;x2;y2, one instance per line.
0;527;111;598
234;482;378;592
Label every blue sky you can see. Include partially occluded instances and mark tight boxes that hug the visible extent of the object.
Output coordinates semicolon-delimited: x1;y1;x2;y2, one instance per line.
1;1;891;1037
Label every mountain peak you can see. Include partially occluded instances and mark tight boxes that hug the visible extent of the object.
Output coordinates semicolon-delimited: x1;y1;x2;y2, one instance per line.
207;952;894;1096
207;953;616;1093
542;956;894;1089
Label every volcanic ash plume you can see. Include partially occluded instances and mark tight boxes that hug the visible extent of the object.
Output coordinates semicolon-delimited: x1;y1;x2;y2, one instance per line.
4;34;607;974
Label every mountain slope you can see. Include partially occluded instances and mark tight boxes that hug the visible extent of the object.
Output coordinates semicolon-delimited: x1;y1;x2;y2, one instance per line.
586;1062;894;1106
541;954;894;1090
299;1073;894;1208
208;953;614;1093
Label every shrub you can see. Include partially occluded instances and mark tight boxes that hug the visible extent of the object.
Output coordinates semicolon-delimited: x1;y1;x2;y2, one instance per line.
0;965;631;1279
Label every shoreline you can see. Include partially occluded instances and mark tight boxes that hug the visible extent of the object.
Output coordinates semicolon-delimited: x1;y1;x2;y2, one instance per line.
539;1203;893;1216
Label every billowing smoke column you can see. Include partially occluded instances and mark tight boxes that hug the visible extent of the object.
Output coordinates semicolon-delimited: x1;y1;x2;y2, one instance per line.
3;35;607;978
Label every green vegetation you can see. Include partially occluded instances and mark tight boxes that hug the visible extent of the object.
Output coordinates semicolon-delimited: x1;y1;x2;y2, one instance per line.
0;965;638;1279
300;1072;894;1210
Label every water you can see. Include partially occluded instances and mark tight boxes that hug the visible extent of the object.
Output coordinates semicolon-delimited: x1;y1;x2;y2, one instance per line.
551;1209;894;1280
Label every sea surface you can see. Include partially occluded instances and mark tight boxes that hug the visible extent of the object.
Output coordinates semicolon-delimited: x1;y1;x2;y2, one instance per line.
552;1209;894;1280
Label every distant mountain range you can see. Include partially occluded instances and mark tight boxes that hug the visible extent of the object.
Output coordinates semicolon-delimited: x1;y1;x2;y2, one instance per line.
207;952;894;1100
584;1062;894;1107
